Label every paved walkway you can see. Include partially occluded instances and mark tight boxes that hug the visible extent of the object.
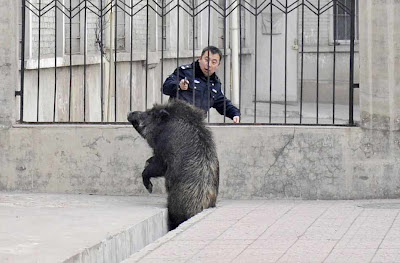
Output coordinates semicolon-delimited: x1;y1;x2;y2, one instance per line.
127;199;400;263
2;193;400;262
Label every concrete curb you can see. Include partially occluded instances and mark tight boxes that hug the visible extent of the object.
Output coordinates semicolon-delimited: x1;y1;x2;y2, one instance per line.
123;208;216;262
64;209;168;263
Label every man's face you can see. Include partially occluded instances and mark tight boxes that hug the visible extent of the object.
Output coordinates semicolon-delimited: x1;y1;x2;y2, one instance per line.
199;51;221;77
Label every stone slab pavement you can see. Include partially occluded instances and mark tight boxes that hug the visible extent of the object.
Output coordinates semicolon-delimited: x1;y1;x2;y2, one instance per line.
0;192;168;263
126;199;400;263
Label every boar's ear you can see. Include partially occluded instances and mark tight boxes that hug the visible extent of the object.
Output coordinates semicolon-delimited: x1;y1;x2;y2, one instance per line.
159;109;170;119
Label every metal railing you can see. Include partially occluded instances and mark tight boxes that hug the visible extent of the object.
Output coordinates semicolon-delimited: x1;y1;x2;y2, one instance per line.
18;0;358;125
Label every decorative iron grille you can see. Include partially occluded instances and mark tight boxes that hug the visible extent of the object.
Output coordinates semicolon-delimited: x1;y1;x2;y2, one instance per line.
18;0;358;125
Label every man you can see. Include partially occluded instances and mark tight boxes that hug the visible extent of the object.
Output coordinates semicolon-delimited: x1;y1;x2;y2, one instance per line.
163;46;240;123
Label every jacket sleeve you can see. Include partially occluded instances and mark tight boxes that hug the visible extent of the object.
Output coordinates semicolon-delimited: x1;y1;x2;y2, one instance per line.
162;69;180;97
213;88;241;119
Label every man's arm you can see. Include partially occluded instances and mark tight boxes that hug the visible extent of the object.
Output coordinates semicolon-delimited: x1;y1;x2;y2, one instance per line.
163;68;191;96
213;91;241;121
163;69;180;97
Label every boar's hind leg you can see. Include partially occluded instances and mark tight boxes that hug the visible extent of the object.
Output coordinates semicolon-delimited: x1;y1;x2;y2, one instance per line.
142;156;166;193
167;192;190;231
167;210;185;231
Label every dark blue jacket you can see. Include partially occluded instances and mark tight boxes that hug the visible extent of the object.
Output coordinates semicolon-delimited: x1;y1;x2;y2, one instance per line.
162;61;240;119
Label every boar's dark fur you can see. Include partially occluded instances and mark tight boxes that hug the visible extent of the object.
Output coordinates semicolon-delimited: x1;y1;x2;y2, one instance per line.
127;100;219;230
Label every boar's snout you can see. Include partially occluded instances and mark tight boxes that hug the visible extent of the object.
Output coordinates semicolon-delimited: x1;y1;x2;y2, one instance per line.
127;111;141;125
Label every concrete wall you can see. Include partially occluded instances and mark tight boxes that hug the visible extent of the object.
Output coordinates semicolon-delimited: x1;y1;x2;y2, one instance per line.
0;0;18;127
1;125;399;200
359;0;400;131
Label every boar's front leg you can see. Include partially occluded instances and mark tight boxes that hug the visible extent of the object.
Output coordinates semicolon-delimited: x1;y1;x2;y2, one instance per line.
142;156;166;193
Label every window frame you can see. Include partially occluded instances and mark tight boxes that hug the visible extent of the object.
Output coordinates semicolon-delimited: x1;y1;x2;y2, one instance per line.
329;0;359;45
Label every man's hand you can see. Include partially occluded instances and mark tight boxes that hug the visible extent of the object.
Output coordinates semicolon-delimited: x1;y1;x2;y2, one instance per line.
233;116;240;123
179;78;189;90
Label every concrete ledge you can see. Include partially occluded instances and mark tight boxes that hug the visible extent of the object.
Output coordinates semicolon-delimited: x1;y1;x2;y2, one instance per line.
0;193;168;263
1;125;399;199
123;208;216;263
65;208;168;263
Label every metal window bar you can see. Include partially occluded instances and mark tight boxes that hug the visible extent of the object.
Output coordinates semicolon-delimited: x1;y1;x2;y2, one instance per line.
68;0;72;121
101;0;104;121
239;0;242;119
18;0;357;126
37;0;41;122
284;0;287;124
269;0;272;123
19;0;26;122
207;0;211;123
84;0;87;122
254;0;257;123
145;0;149;111
349;0;355;125
333;0;336;124
222;0;226;123
130;0;133;110
175;0;180;100
160;0;165;104
300;0;304;124
192;0;196;110
53;0;57;122
114;0;117;121
316;0;320;124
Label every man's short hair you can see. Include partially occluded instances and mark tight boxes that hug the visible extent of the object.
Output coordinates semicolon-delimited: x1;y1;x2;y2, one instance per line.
201;46;222;61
